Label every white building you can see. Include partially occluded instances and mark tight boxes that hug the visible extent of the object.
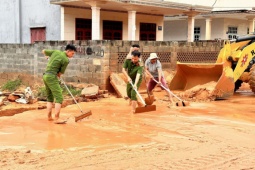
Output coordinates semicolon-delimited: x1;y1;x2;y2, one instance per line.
164;0;255;41
1;0;254;43
51;0;211;42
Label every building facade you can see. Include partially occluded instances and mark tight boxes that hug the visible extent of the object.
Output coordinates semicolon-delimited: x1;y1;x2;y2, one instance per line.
0;0;211;43
164;10;255;41
1;0;254;43
51;0;210;42
1;0;61;43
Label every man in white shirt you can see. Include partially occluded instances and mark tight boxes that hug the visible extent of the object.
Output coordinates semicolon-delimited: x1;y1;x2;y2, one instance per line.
144;53;174;104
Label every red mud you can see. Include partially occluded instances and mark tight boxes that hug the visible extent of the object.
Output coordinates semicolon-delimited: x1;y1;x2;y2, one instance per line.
0;89;255;169
179;81;217;102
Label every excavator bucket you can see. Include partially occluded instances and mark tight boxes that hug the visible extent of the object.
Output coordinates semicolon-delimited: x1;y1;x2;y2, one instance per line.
170;62;235;99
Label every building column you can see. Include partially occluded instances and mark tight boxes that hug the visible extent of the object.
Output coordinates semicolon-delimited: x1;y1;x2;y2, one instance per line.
205;18;212;40
187;16;195;42
248;18;255;34
60;6;65;40
91;7;101;40
14;0;22;43
128;11;136;40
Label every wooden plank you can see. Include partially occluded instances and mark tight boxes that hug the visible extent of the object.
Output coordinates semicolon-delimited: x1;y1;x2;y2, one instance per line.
110;73;128;98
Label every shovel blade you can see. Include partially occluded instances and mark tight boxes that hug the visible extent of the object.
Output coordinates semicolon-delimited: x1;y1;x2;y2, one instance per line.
74;110;92;122
54;120;67;124
134;105;156;114
145;95;155;105
170;63;234;99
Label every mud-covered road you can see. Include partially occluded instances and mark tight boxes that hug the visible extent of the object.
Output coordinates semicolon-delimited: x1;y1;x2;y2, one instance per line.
0;89;255;170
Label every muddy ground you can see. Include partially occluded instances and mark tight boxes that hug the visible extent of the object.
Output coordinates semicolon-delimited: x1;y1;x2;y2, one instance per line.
0;84;255;170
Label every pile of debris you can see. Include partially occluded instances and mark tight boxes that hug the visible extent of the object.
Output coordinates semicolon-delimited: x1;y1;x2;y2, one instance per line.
67;83;109;100
0;83;110;109
0;87;37;107
178;81;217;102
0;92;9;107
61;83;109;107
0;83;110;117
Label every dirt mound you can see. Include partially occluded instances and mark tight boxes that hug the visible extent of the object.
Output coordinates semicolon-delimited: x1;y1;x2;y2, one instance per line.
179;81;217;102
238;83;251;91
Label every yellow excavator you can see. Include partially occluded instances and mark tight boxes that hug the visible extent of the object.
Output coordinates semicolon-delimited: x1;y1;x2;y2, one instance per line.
170;34;255;99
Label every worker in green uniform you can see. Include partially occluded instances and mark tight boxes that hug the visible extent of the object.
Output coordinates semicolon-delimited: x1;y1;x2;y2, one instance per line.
42;44;76;121
122;50;143;113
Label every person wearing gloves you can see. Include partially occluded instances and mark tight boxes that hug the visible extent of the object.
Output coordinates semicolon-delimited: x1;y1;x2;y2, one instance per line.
144;53;174;104
122;50;143;113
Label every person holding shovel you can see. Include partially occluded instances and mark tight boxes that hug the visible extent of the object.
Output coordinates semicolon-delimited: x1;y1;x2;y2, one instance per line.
144;53;174;104
42;44;76;121
122;50;143;113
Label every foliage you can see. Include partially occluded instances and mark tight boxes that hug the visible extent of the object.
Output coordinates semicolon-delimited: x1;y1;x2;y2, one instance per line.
61;85;82;97
1;79;22;92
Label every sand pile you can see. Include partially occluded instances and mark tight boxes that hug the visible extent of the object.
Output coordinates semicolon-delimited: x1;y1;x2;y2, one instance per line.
179;81;217;102
238;82;251;91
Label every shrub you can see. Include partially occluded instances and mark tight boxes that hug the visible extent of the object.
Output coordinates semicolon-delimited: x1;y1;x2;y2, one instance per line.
1;79;22;92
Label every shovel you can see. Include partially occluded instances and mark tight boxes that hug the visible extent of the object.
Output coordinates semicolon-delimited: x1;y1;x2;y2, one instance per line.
152;78;189;107
143;73;154;105
54;78;92;124
129;81;156;113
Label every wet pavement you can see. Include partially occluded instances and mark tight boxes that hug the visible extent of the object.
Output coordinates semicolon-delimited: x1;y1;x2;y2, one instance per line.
0;91;255;151
0;91;255;169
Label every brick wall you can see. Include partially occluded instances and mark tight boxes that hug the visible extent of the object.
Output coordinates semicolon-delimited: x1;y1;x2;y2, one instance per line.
0;40;223;90
109;40;223;73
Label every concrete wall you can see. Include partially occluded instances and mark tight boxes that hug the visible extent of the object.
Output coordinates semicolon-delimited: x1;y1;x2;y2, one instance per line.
164;20;187;41
211;18;248;40
164;19;210;41
211;18;225;40
0;0;61;43
223;18;249;38
0;0;20;43
21;0;61;43
63;7;164;41
164;18;250;41
0;41;110;89
164;19;212;41
0;40;222;90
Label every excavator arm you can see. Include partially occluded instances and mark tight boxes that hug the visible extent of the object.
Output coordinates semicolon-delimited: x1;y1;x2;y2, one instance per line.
232;41;255;82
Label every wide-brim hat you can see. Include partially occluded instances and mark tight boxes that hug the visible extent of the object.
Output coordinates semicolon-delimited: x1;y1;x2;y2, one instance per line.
149;53;158;60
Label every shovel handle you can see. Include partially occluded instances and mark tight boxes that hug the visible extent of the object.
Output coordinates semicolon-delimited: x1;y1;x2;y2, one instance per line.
152;78;182;101
129;81;146;105
60;77;84;113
